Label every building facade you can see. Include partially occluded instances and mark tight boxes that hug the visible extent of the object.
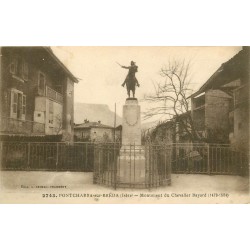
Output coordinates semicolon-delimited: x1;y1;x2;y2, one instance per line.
74;121;115;142
0;47;78;142
191;89;232;143
190;47;249;151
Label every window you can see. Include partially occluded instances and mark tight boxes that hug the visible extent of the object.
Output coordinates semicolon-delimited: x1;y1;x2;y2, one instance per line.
10;89;27;120
10;56;29;80
10;58;17;74
17;93;22;119
22;95;26;115
23;61;28;81
17;57;23;76
38;72;46;95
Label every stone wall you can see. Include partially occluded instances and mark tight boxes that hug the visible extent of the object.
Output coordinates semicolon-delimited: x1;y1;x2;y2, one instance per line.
205;89;232;142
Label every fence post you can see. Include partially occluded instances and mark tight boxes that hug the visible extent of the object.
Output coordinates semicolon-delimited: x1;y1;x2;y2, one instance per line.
27;142;31;170
0;142;3;170
114;142;117;190
149;143;152;190
56;142;59;170
85;143;88;171
207;144;210;175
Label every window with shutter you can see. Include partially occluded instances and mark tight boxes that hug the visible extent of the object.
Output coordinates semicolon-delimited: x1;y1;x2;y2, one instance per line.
10;58;17;74
10;89;26;120
23;61;29;81
10;56;28;82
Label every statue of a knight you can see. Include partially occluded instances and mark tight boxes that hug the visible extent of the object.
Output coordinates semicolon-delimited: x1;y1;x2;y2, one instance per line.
120;61;140;98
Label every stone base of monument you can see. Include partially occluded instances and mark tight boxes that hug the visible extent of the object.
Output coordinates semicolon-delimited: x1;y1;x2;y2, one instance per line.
114;98;148;187
116;146;146;188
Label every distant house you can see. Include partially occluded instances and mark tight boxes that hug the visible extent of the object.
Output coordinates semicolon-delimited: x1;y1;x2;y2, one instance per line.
189;47;249;151
74;120;115;142
0;47;78;142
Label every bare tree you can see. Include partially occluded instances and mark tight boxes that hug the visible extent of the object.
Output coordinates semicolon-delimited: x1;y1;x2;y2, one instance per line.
144;60;201;142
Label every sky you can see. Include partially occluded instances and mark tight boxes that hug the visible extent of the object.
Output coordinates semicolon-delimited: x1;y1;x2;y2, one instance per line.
52;46;241;121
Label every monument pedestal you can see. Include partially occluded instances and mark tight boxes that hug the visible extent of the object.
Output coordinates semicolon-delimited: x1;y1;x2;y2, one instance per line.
117;98;146;186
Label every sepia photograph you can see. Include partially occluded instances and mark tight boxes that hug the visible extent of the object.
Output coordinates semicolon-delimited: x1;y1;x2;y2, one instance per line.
1;2;250;250
0;46;249;204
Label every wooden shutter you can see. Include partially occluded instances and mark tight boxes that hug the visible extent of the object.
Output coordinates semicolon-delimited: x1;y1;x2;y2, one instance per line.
10;91;18;118
22;95;26;116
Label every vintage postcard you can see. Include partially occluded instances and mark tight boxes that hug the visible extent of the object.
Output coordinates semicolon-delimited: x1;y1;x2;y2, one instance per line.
0;46;249;204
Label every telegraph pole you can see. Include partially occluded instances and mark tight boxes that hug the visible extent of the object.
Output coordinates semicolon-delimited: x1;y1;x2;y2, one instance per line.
114;103;116;142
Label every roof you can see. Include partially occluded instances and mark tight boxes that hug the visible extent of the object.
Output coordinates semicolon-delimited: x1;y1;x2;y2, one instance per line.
3;46;79;83
74;122;114;129
44;47;79;83
190;48;247;98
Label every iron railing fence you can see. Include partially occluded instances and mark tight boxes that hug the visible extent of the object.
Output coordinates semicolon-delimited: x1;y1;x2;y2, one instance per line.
0;142;94;172
171;143;248;175
145;144;172;188
0;142;248;177
93;143;120;187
